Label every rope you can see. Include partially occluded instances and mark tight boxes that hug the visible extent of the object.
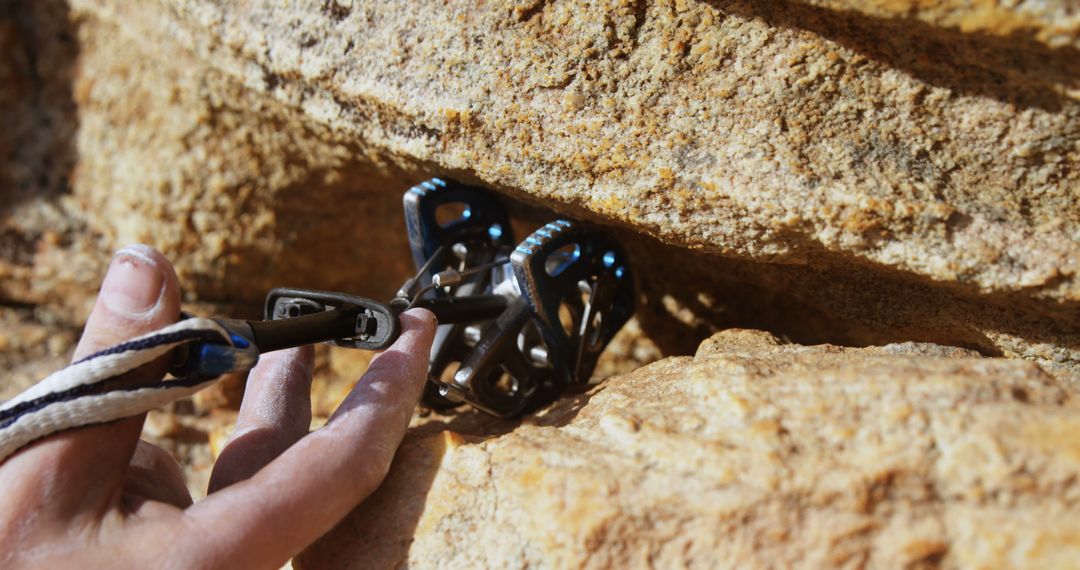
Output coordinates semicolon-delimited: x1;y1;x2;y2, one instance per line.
0;318;259;463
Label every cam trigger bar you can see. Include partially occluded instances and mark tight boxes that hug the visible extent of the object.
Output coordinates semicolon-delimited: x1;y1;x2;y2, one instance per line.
169;289;509;380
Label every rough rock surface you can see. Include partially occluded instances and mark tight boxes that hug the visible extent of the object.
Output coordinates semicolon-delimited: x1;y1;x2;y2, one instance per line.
1;1;1079;565
0;0;1066;382
298;329;1080;569
69;0;1079;301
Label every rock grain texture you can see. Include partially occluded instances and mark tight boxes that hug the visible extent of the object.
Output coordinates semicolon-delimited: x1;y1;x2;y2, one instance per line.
0;2;1078;566
13;0;1067;383
69;0;1079;298
298;329;1080;569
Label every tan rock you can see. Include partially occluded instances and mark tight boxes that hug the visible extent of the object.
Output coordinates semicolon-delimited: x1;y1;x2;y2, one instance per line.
1;0;1065;381
65;0;1079;299
0;2;1077;561
0;307;75;399
0;0;97;316
66;5;419;306
298;330;1080;568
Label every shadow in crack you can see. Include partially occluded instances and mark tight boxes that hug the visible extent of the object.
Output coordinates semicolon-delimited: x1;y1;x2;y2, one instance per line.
626;228;1080;381
710;0;1078;112
0;0;79;214
478;184;1076;376
0;0;80;290
190;152;420;307
524;382;605;428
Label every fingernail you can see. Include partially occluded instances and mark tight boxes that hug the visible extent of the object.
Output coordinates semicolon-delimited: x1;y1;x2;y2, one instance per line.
100;249;166;317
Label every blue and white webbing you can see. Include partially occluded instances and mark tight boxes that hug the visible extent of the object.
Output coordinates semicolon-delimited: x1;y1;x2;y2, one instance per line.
0;318;258;462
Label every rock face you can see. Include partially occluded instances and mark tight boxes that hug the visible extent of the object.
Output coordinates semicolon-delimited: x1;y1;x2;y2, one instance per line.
68;0;1079;301
1;1;1079;566
298;330;1080;569
0;0;1073;382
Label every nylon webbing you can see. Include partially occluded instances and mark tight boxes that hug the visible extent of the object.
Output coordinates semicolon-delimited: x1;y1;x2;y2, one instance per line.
0;318;258;463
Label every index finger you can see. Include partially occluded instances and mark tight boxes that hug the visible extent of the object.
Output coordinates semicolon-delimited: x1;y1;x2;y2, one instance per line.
183;309;437;569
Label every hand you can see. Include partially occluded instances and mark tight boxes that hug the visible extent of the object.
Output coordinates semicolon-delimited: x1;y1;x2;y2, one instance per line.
0;245;436;568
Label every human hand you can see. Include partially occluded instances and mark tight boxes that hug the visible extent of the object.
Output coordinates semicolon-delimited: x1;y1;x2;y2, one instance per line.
0;245;436;568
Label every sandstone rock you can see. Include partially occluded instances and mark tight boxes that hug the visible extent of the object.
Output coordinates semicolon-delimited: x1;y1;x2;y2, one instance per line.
2;0;424;318
0;306;76;399
67;5;422;307
0;2;1078;564
0;0;98;317
68;0;1078;302
5;0;1063;383
297;329;1080;568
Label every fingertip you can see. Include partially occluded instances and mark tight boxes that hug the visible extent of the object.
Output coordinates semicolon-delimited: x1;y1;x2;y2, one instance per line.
400;308;437;332
114;244;181;302
396;309;436;357
115;243;167;265
73;244;182;360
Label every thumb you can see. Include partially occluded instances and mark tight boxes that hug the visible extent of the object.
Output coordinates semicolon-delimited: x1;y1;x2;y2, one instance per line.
1;245;182;518
73;244;181;360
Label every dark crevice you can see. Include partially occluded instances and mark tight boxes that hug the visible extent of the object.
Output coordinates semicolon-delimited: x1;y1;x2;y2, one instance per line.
627;0;649;50
513;0;550;24
320;0;351;23
0;0;79;215
0;298;39;311
492;191;1073;372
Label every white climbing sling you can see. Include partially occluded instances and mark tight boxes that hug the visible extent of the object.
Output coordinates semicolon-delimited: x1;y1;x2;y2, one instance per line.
0;318;257;462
